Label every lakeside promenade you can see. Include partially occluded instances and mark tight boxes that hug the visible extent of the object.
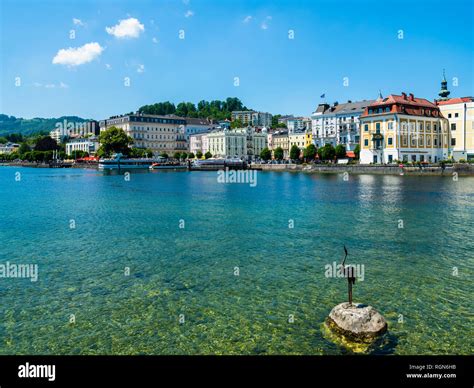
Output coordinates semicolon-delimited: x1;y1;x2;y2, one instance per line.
3;161;474;176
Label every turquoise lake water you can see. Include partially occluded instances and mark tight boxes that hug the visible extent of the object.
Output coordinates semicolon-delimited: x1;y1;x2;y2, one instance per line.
0;166;473;355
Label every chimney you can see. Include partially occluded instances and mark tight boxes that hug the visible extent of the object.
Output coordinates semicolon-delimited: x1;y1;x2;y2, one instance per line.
409;93;414;101
401;92;407;99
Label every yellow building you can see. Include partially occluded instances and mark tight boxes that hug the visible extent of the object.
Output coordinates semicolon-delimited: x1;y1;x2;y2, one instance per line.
272;131;289;158
289;131;306;149
304;129;313;148
437;97;474;161
359;93;450;164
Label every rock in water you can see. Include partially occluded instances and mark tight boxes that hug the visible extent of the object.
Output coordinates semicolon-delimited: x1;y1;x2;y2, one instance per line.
326;302;387;343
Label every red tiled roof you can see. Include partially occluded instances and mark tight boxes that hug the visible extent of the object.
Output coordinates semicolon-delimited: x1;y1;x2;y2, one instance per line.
361;93;443;118
370;94;437;108
436;97;474;105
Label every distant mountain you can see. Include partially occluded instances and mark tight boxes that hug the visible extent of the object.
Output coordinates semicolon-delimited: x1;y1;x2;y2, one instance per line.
0;114;92;136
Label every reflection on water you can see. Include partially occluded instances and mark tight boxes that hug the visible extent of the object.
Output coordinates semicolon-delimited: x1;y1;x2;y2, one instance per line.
0;168;472;355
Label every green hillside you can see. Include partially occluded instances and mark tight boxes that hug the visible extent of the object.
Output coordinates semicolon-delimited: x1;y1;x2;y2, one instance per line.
0;114;91;136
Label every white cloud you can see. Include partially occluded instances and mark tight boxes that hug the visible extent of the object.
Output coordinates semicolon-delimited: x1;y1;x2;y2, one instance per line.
105;63;112;70
243;16;252;23
261;16;272;30
182;0;190;4
152;37;159;44
106;17;144;39
184;10;194;18
45;84;56;88
137;64;145;73
33;82;42;87
73;18;84;26
52;42;104;67
59;82;69;88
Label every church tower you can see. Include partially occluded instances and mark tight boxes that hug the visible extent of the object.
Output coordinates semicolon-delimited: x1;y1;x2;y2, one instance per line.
438;69;451;101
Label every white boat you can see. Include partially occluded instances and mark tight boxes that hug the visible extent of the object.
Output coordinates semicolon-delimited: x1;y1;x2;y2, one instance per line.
98;153;159;170
149;161;186;170
192;157;246;169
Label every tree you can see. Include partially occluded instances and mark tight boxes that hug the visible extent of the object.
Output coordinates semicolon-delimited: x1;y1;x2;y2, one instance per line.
354;144;360;160
260;147;272;161
274;147;284;160
318;143;336;161
303;144;317;161
231;119;244;129
196;151;203;159
180;152;188;160
335;144;346;159
188;152;195;159
173;151;181;159
19;143;31;155
160;152;169;159
204;151;212;159
98;126;134;157
34;136;58;151
290;145;301;161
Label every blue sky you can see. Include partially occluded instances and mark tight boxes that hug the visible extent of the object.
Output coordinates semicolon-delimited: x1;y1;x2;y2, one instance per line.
1;0;473;120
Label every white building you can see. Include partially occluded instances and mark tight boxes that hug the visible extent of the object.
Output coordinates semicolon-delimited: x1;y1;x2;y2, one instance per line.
287;117;311;133
189;132;210;155
99;113;186;155
0;143;19;154
207;127;268;161
65;138;99;156
437;97;474;161
311;100;373;151
231;111;273;127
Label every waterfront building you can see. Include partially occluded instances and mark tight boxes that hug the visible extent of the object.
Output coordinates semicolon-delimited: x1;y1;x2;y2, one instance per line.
207;127;267;161
289;130;306;154
359;92;450;164
231;110;273;127
311;99;373;151
189;132;210;155
99;113;186;155
435;73;474;161
304;130;313;148
437;97;474;161
272;130;289;158
65;137;99;156
0;142;19;154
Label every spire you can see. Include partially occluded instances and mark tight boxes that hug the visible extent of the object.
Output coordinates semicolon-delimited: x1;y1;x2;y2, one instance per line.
376;90;383;102
438;69;450;100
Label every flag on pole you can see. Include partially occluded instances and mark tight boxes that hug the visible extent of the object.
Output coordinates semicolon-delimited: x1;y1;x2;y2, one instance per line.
320;93;325;98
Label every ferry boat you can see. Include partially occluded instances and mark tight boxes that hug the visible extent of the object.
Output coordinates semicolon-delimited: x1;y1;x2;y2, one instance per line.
149;161;186;170
98;153;160;170
191;157;246;170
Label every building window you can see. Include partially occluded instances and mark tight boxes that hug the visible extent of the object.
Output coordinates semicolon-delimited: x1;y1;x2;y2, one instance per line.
451;123;456;131
364;124;368;132
364;139;369;146
451;138;456;146
388;137;393;145
376;123;380;131
455;113;459;118
448;113;452;118
388;122;393;130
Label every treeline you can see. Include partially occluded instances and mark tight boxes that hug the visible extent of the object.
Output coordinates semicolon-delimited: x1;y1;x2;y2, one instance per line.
138;97;249;121
0;114;89;136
